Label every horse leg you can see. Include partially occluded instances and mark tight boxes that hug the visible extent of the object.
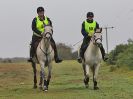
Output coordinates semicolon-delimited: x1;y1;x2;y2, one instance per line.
32;62;37;89
40;62;48;92
93;64;100;90
39;71;43;90
44;79;48;92
47;63;52;90
82;64;89;88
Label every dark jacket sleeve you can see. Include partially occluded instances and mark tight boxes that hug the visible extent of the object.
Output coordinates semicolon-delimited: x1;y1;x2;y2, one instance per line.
32;18;42;34
81;21;88;37
96;22;99;29
47;17;52;26
47;17;53;33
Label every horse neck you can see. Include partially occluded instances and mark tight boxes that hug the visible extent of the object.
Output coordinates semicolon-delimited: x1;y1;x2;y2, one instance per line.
41;38;51;51
88;41;100;55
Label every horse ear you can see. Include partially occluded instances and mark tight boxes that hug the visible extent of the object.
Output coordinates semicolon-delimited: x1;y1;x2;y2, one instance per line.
95;28;102;33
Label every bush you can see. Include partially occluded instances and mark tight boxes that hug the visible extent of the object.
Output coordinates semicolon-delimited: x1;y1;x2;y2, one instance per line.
107;39;133;70
109;65;118;72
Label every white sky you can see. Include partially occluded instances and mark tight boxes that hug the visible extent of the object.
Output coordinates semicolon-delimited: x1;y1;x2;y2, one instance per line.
0;0;133;58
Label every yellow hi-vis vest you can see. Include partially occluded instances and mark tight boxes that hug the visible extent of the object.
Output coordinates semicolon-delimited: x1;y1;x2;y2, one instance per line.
84;20;96;36
33;16;49;37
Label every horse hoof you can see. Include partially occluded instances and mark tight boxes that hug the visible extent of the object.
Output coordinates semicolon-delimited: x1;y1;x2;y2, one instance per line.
44;89;48;92
94;87;99;90
33;85;37;89
43;86;48;92
84;79;89;88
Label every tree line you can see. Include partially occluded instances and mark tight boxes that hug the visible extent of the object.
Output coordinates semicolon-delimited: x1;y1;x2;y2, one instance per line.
107;38;133;70
0;39;133;70
0;43;78;63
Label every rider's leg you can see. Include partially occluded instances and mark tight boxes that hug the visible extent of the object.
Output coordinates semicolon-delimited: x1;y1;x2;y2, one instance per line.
28;44;34;62
77;36;91;63
28;35;39;62
80;36;91;58
50;37;62;63
100;44;108;61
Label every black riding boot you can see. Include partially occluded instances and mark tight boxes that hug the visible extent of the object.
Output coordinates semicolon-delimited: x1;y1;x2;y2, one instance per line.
77;50;82;63
77;49;85;63
77;42;89;63
51;38;62;63
100;45;108;61
28;45;34;62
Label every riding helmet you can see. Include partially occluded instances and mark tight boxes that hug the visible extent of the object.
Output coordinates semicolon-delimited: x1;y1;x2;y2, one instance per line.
37;7;44;13
87;12;94;18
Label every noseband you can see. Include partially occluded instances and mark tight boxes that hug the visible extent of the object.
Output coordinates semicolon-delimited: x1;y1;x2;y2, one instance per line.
94;38;102;43
43;32;53;39
92;33;102;47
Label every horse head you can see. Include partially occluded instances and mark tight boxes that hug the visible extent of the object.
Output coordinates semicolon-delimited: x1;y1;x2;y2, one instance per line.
91;28;102;47
42;25;53;41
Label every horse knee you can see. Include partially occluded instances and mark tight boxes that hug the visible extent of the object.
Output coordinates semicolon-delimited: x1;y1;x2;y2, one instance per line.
86;74;89;78
84;76;89;83
86;77;89;82
48;75;51;80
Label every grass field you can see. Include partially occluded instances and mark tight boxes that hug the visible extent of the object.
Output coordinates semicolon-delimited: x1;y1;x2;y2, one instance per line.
0;60;133;99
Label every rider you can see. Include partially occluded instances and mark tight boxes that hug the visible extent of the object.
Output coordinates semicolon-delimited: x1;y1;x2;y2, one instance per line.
77;12;107;63
28;7;62;63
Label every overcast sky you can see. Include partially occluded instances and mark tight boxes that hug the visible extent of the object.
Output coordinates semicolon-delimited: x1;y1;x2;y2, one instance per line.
0;0;133;58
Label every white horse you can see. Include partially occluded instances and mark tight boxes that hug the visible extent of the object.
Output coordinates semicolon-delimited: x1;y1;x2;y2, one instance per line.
31;25;54;91
78;28;103;90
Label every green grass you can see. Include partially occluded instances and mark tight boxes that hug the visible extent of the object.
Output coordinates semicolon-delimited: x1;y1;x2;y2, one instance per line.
0;61;133;99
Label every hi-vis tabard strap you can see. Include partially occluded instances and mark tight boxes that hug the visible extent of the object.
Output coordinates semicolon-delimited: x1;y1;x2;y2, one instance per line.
85;20;96;36
33;16;49;37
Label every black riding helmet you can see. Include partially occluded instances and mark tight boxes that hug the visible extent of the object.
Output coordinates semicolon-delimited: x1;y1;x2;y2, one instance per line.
37;7;44;13
87;12;94;18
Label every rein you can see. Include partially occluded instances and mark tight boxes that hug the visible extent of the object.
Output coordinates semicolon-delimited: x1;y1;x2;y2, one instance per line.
40;46;53;56
40;32;53;56
44;32;53;39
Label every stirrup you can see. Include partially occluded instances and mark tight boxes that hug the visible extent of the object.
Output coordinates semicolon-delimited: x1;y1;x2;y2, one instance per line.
77;57;82;63
55;57;62;63
27;58;33;62
103;55;108;61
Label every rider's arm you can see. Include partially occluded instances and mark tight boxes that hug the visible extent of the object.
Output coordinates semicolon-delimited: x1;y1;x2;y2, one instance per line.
47;18;52;26
81;21;88;37
96;22;99;29
94;22;100;32
47;17;53;33
32;18;42;34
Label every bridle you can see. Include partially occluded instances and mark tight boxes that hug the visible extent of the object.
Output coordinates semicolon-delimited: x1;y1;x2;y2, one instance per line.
91;33;102;47
43;32;53;39
40;28;53;56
